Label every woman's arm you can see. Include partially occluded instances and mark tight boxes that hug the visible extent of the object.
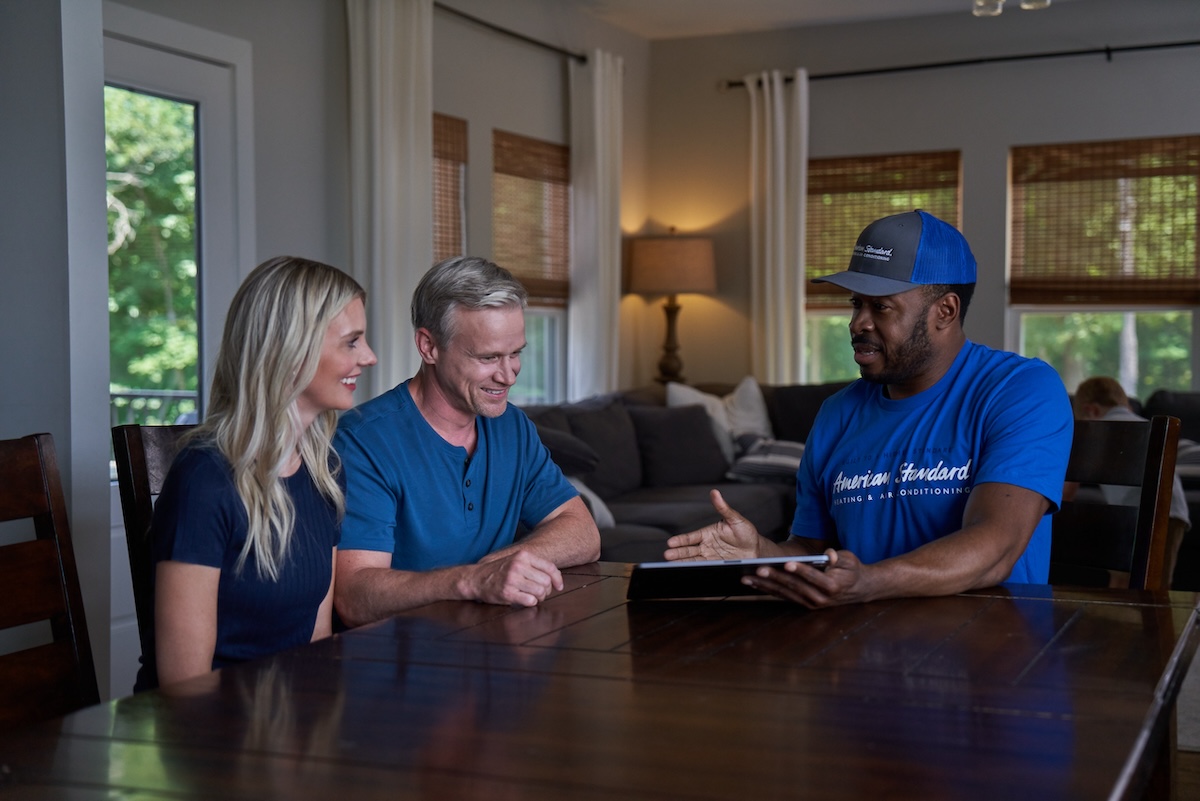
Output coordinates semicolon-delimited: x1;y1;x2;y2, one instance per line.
155;560;220;686
312;547;336;641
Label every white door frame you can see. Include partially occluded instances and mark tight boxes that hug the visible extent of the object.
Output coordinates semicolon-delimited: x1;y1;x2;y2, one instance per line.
102;1;255;697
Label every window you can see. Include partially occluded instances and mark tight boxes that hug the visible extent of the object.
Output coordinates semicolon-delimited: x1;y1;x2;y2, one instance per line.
433;113;467;262
105;85;200;428
804;151;961;383
1011;135;1200;396
492;129;570;404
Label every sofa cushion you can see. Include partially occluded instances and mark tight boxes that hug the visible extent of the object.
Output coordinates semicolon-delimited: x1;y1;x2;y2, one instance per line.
564;396;642;500
628;404;729;487
520;404;572;433
598;524;675;563
608;483;794;540
666;376;773;462
1143;390;1200;442
567;476;615;527
536;425;600;477
767;382;851;443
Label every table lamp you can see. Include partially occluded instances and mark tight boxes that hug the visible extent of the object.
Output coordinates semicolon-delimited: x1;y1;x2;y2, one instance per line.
629;234;717;384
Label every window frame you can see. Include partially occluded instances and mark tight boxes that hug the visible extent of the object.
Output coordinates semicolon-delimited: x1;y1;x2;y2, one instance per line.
1006;134;1200;391
490;127;570;403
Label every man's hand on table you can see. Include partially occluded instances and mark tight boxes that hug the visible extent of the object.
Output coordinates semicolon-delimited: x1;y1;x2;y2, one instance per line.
469;548;564;606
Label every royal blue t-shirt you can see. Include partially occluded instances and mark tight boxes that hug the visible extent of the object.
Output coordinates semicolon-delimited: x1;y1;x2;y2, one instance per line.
793;340;1073;584
334;380;577;570
152;444;339;668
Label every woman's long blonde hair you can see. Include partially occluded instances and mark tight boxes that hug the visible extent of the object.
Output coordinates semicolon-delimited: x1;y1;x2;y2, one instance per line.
194;256;365;580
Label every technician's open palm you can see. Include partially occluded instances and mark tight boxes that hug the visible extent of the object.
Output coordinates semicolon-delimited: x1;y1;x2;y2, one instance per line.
664;489;761;562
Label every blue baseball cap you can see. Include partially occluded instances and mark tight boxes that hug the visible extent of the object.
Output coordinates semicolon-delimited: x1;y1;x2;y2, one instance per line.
811;210;977;297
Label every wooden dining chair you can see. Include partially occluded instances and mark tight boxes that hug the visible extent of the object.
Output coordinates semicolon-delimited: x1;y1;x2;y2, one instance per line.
112;423;193;689
0;433;100;726
1050;415;1181;591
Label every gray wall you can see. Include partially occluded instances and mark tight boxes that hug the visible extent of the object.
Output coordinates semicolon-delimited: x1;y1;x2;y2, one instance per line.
0;0;112;692
640;0;1200;386
432;0;651;389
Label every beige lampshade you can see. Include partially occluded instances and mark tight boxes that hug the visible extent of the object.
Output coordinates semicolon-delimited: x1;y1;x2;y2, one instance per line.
629;237;717;295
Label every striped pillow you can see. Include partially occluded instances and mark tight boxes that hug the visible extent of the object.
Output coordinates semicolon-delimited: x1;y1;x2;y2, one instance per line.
726;438;805;483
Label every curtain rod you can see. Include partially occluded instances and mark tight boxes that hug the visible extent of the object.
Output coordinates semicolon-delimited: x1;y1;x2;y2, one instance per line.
720;39;1200;89
434;3;587;64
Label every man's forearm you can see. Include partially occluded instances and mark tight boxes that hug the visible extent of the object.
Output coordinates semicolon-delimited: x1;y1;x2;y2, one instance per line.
489;499;600;567
859;524;1027;601
335;564;471;628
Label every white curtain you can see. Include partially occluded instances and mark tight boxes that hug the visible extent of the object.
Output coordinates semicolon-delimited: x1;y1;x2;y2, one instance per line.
745;69;808;384
567;49;623;401
346;0;433;400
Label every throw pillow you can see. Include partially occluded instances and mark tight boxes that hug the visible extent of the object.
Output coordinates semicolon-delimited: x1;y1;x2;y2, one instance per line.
627;404;730;487
564;396;643;500
727;438;806;483
535;424;600;477
567;476;616;528
666;376;773;463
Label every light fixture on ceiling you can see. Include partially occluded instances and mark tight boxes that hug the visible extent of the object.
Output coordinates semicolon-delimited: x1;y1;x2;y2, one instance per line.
629;231;717;385
973;0;1050;16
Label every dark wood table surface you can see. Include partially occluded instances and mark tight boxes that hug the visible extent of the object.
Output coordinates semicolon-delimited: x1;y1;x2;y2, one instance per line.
2;562;1199;800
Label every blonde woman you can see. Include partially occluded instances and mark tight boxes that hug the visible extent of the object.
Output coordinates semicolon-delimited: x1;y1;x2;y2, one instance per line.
151;256;376;687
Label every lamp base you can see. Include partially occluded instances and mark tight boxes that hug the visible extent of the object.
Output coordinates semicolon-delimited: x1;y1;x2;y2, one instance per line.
654;294;684;385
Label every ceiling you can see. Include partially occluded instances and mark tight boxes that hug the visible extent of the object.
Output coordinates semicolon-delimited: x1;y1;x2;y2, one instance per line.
575;0;1044;40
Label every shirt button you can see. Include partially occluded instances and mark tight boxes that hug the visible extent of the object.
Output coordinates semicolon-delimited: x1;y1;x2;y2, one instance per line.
467;503;474;511
465;479;471;487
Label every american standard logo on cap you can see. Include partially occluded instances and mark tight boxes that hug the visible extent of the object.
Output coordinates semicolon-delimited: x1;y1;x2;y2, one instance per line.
854;244;894;263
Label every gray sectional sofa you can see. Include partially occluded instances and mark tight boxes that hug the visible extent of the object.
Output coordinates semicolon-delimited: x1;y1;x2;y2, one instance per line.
519;380;849;563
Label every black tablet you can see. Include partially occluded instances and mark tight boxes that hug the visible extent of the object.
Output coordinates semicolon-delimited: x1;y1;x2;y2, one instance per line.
626;555;830;600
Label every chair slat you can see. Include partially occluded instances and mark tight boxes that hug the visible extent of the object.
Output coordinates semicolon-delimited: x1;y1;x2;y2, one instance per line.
0;433;99;727
0;539;67;630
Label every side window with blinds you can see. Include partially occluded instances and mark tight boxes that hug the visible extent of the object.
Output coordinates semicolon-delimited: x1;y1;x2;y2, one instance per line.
492;129;570;306
1011;136;1200;304
803;151;961;383
433;113;467;263
1012;135;1198;395
491;129;570;404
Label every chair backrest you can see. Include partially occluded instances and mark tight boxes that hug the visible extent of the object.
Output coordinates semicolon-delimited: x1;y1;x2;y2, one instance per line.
1051;415;1180;591
0;433;99;726
111;424;193;681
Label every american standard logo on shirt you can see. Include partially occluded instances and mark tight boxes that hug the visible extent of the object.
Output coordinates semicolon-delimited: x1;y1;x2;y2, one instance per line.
830;458;972;507
853;243;894;262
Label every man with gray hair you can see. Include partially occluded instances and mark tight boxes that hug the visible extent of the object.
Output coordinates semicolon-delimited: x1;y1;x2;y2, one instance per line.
333;257;599;626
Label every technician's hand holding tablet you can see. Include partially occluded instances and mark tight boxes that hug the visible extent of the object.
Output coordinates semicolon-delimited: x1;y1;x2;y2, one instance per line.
663;488;862;608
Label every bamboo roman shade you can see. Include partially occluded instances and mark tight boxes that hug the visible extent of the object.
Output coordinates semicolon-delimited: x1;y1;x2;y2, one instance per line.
806;151;961;308
1010;135;1200;305
492;129;571;307
433;113;467;263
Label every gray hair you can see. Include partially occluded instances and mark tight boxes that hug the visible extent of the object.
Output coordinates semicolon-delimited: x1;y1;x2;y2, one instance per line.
411;256;527;345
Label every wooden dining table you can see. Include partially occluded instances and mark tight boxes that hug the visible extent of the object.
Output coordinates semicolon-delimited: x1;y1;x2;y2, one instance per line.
2;561;1198;800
